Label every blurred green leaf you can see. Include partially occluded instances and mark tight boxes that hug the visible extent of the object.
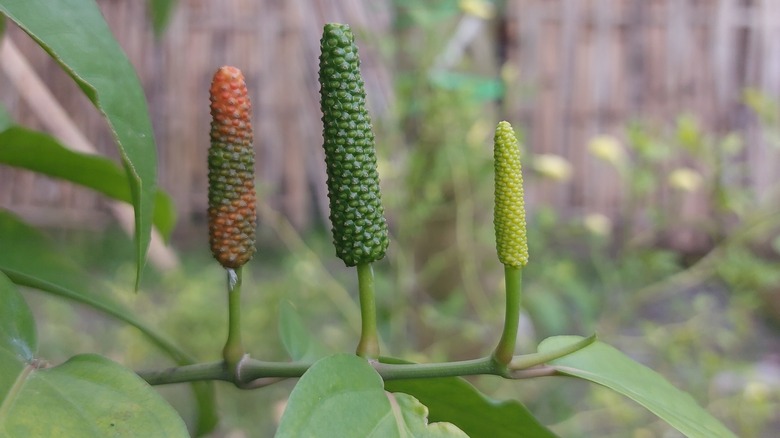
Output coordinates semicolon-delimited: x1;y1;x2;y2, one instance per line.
0;0;159;288
147;0;177;37
542;336;737;438
0;126;176;240
676;114;703;153
632;169;657;196
278;301;327;361
0;211;218;436
743;88;779;125
277;354;467;437
626;122;669;161
525;286;569;337
719;132;744;157
395;0;461;27
429;71;505;101
0;104;12;132
383;358;558;438
0;274;188;436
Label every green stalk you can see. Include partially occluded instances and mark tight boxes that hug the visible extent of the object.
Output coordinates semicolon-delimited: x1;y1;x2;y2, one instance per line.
493;265;522;366
139;357;501;386
374;357;497;380
140;349;597;387
222;268;245;371
356;262;380;359
139;361;232;385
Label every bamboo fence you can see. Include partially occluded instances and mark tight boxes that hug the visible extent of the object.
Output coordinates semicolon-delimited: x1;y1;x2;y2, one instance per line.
1;0;778;251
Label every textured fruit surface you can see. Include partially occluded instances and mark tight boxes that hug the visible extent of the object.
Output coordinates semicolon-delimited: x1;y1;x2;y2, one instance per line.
208;66;257;269
318;23;389;267
494;121;528;267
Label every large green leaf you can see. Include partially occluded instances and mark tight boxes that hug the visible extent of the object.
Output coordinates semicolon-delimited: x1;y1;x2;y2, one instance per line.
0;126;176;240
275;305;551;436
1;355;190;436
276;354;467;437
0;0;159;287
0;274;188;436
541;336;737;438
384;359;558;438
0;211;218;435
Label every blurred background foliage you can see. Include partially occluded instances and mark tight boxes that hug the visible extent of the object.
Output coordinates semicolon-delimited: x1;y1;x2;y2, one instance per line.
3;0;780;436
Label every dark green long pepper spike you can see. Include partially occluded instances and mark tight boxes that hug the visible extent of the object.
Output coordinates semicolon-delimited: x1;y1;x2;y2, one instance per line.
318;23;389;267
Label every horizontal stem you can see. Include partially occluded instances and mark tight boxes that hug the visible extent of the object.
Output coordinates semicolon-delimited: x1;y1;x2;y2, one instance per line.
138;355;529;387
374;356;500;380
236;359;314;381
138;361;231;385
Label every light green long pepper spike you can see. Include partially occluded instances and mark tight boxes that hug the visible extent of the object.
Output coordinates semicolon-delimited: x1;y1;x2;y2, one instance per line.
493;121;528;267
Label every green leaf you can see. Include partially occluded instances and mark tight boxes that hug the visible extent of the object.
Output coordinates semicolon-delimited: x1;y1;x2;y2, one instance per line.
384;358;558;438
278;301;327;361
0;273;36;385
541;336;737;438
1;352;190;437
276;354;466;438
0;211;218;436
147;0;178;37
0;126;176;240
0;0;159;288
390;392;469;437
0;274;188;436
429;71;505;101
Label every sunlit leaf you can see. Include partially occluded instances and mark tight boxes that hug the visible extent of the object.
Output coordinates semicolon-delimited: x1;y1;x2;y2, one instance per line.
384;358;558;438
542;336;737;438
0;274;188;436
277;354;466;437
0;211;217;435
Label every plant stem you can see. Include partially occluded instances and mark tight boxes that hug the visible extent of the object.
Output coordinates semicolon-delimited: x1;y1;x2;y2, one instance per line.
139;361;232;385
374;357;498;380
222;268;244;372
356;262;380;359
493;265;522;366
139;355;532;386
138;338;597;386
